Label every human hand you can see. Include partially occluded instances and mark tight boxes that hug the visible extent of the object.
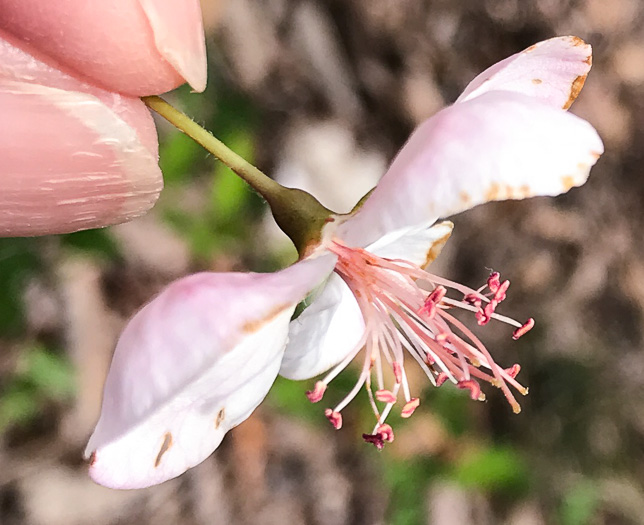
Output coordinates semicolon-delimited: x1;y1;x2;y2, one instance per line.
0;0;207;236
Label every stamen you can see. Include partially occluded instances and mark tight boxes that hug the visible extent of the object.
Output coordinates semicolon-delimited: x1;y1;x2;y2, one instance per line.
487;272;501;293
324;239;532;443
457;379;482;401
512;318;535;340
324;409;342;429
392;362;403;384
378;423;395;443
306;381;326;403
375;389;397;404
504;364;521;379
401;397;420;418
436;372;449;387
494;280;510;302
362;433;385;450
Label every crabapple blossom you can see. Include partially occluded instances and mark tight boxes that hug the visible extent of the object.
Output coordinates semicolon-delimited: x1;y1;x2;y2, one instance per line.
280;35;603;446
86;36;603;488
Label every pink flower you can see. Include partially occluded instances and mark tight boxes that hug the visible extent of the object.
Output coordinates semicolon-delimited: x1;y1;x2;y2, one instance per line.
0;0;207;236
280;35;602;442
86;36;603;489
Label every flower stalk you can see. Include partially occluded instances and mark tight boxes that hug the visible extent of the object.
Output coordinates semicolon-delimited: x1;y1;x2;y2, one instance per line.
142;95;333;254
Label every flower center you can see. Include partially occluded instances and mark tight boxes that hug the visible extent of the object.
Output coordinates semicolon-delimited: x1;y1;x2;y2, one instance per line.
306;239;533;449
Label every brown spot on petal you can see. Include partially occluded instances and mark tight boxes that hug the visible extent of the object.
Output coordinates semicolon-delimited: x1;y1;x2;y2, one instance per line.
563;74;587;109
88;451;97;466
422;222;453;268
584;55;592;66
215;408;225;429
459;191;471;205
561;175;577;191
154;432;173;468
518;184;533;198
591;150;602;160
485;182;501;201
570;36;587;47
524;44;538;53
242;303;290;334
532;78;543;85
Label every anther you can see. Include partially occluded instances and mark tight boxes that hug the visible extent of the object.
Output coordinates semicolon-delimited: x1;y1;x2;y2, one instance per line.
392;362;403;384
487;272;501;293
375;389;397;404
464;293;482;307
436;372;449;387
324;409;342;429
476;306;492;326
512;318;535;340
428;286;447;304
401;397;420;418
494;280;510;303
504;364;521;379
457;379;481;401
362;433;385;450
378;423;395;443
306;381;327;403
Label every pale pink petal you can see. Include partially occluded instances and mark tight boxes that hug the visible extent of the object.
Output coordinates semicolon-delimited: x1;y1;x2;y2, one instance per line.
338;92;603;248
366;220;454;268
0;0;206;95
280;272;364;380
457;36;592;110
86;255;335;489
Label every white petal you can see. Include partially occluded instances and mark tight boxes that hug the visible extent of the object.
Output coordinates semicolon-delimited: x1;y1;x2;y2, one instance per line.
457;36;592;110
280;273;364;380
366;220;454;268
86;255;335;489
337;91;603;248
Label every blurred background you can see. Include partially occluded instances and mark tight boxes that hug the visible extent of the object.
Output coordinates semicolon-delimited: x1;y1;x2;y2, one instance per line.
1;0;642;523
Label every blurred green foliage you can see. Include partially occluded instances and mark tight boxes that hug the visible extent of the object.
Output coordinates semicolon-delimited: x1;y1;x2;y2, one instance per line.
0;238;41;337
0;345;74;431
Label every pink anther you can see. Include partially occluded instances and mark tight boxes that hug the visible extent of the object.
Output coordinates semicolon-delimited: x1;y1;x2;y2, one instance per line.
419;301;437;319
375;389;397;404
436;372;449;387
504;364;521;379
392;362;403;384
306;381;327;403
401;397;420;418
475;299;496;326
457;379;482;401
428;286;447;304
464;293;482;308
487;272;501;293
378;423;395;443
324;409;343;429
494;280;510;303
512;318;535;340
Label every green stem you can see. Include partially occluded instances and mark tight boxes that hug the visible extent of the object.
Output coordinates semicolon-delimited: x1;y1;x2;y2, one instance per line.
142;95;333;255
